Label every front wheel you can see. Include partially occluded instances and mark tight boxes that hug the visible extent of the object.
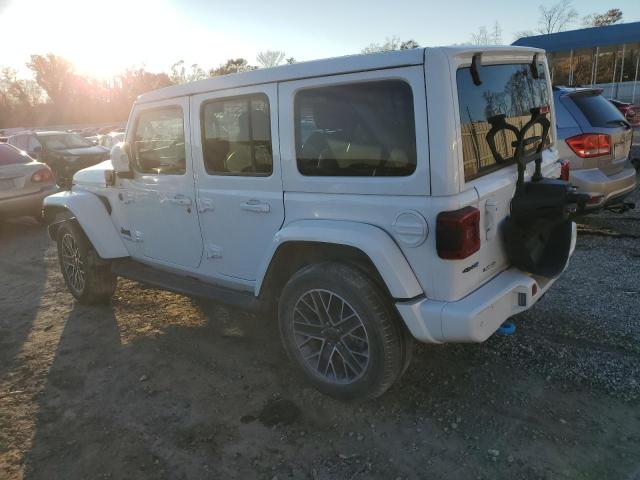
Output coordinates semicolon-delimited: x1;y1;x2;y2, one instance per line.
57;221;116;304
278;262;412;401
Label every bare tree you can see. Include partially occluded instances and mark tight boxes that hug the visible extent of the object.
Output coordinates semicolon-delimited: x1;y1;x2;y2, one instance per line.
169;60;207;85
362;36;420;54
256;50;286;68
470;22;502;45
538;0;578;34
209;58;256;77
582;8;623;27
513;30;537;41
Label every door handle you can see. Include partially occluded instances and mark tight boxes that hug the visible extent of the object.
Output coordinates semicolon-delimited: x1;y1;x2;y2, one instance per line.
240;199;270;213
170;195;192;207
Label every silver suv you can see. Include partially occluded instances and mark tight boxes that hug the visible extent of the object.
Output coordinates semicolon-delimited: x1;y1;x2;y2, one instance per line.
554;87;636;211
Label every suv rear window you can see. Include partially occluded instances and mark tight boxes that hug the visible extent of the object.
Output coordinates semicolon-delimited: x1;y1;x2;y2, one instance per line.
571;92;627;128
294;80;416;177
457;63;551;181
0;144;30;166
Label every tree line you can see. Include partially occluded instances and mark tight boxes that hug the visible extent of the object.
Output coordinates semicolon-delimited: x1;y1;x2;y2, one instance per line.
469;2;623;46
0;2;625;129
0;39;420;130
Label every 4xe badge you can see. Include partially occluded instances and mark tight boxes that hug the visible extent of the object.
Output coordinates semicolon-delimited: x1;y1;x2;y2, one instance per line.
462;261;479;273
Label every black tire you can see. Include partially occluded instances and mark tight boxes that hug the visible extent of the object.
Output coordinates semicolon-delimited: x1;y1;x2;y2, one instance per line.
278;262;412;401
56;221;116;304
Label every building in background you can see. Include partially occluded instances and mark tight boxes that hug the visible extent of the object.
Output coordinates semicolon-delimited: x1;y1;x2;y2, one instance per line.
513;22;640;103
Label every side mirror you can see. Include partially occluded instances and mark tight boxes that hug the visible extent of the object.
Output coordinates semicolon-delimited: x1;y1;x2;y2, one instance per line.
111;142;133;178
30;145;42;158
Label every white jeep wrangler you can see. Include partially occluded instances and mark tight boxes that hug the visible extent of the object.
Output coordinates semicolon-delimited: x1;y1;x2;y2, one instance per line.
44;46;581;400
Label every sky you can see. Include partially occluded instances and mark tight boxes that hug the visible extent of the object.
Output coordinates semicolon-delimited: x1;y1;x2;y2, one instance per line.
1;0;639;79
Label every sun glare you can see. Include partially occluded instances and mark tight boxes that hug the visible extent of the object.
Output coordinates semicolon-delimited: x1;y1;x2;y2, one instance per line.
0;0;236;80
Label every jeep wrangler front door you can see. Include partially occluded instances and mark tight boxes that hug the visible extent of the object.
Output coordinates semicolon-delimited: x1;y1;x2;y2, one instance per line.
122;98;204;268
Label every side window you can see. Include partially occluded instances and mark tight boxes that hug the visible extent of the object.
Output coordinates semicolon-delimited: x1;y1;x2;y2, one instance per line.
294;80;416;177
201;94;272;176
19;135;29;151
11;135;26;150
28;136;41;151
132;107;186;175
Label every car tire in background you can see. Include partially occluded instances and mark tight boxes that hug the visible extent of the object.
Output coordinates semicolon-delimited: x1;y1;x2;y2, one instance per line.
56;221;116;304
278;262;413;401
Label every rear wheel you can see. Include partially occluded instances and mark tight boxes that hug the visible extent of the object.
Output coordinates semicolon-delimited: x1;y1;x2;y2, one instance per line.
57;221;116;304
278;262;412;401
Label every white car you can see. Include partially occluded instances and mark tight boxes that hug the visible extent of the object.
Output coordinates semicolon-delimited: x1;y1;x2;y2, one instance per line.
44;46;583;400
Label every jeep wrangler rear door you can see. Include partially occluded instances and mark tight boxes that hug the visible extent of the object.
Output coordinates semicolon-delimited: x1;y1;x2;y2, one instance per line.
190;84;285;282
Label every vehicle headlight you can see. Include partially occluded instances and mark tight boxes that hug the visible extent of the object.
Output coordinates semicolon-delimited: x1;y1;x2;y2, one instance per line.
64;155;80;162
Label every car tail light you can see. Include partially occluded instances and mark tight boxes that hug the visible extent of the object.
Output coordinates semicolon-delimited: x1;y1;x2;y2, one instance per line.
436;206;481;259
559;161;570;181
565;133;611;158
31;166;53;183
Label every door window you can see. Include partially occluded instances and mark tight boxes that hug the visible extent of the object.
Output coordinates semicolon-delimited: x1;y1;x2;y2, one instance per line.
294;80;416;177
201;94;273;176
132;107;186;175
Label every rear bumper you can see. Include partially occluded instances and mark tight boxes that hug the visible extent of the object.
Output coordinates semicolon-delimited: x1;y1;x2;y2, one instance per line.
396;223;577;344
0;185;58;217
569;167;637;209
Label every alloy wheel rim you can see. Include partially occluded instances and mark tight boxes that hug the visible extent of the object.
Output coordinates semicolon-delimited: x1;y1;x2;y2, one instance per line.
61;233;85;293
292;289;370;384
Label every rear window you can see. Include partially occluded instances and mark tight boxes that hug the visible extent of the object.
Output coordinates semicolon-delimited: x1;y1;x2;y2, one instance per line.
571;93;627;128
294;80;416;177
457;63;551;181
0;144;31;166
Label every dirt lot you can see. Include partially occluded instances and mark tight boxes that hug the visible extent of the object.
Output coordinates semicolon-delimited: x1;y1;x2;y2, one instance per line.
1;180;640;479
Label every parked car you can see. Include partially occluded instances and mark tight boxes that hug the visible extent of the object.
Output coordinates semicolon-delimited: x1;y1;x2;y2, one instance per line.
44;47;583;400
6;131;110;189
98;125;122;135
98;132;124;150
0;143;57;222
610;99;638;125
554;87;636;211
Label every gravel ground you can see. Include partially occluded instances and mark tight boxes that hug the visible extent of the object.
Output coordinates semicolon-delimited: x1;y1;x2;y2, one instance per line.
0;147;639;479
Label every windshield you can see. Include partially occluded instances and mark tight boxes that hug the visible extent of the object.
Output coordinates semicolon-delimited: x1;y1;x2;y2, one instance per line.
0;144;31;166
39;133;94;149
457;63;551;181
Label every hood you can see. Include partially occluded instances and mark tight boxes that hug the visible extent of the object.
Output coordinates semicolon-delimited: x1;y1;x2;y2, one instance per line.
73;159;113;187
51;145;109;156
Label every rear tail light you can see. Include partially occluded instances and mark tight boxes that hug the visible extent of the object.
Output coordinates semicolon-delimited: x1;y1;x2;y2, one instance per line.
565;133;611;158
31;166;54;183
436;206;481;259
559;161;570;181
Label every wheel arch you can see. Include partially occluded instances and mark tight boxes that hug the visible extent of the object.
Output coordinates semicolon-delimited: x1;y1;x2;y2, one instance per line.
256;220;423;302
43;190;129;259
